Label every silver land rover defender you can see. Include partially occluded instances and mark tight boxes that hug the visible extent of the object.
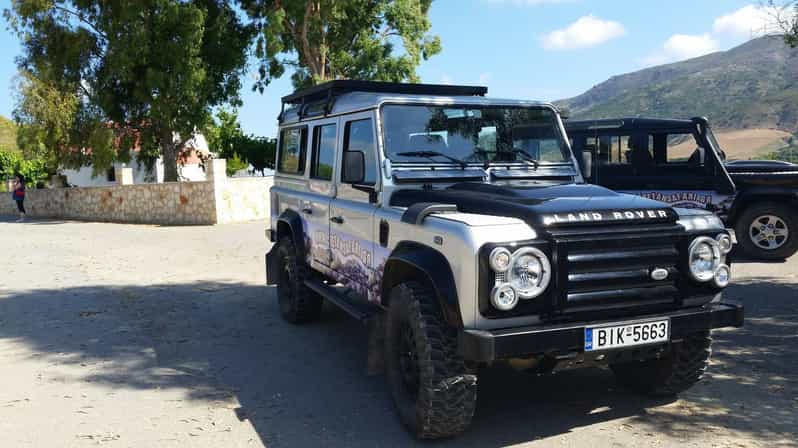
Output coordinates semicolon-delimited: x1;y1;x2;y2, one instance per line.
265;80;744;439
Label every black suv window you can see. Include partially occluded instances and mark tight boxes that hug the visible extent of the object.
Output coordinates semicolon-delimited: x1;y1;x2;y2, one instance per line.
342;119;377;185
311;124;336;181
277;127;307;175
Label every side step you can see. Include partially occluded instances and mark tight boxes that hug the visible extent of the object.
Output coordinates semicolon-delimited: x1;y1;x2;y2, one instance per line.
304;278;379;321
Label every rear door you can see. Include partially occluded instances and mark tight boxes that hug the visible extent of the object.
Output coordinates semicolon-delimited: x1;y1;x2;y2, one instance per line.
329;112;380;301
303;118;339;267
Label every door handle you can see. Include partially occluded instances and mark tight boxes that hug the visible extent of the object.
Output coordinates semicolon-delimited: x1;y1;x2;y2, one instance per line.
301;207;313;215
330;216;344;224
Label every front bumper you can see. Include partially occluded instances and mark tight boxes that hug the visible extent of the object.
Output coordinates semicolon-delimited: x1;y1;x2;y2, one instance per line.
458;301;743;362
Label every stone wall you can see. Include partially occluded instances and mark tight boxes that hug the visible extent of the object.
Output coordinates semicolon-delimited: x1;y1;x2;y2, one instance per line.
215;177;272;224
1;165;274;225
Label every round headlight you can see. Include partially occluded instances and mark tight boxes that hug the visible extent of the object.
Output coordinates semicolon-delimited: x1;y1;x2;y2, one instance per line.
508;247;551;299
491;284;518;311
489;247;512;272
714;264;731;288
688;237;721;282
716;233;733;254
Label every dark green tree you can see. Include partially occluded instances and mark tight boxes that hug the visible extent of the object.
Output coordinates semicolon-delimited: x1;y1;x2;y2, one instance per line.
205;108;276;176
6;0;253;182
239;0;442;89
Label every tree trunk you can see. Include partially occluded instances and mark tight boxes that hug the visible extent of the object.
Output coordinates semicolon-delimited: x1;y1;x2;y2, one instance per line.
160;129;179;182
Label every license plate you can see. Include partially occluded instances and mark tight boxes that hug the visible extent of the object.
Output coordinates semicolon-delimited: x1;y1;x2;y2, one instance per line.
584;319;670;352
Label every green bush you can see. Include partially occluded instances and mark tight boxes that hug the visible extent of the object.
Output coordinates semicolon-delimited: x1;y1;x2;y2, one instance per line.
0;148;49;187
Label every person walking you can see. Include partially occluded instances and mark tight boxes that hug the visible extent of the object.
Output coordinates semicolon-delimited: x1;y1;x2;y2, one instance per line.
11;174;26;222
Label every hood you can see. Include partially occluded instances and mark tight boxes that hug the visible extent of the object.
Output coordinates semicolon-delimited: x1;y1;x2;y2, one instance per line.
724;160;798;188
390;182;677;229
725;160;798;173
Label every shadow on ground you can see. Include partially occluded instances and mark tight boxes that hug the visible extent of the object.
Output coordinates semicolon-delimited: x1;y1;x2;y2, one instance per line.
0;278;795;447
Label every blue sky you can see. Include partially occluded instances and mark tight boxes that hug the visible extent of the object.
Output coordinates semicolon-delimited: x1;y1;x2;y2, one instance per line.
0;0;775;137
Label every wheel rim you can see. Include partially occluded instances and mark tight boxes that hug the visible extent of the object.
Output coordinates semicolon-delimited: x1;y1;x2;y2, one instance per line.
397;323;420;399
749;215;789;250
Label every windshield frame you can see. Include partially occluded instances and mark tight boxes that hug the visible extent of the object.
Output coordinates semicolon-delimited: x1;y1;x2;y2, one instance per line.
377;102;577;169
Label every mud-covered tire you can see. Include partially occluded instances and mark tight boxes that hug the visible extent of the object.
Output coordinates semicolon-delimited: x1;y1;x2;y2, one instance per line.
275;237;322;324
385;282;477;439
735;202;798;260
610;331;712;396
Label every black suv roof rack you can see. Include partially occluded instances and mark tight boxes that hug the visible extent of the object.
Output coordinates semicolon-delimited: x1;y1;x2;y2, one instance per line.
281;80;488;105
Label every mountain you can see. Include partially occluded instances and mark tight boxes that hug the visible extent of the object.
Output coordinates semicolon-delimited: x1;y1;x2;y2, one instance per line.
558;37;798;131
0;115;17;153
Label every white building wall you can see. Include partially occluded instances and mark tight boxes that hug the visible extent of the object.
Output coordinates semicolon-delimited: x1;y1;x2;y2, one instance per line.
62;158;209;186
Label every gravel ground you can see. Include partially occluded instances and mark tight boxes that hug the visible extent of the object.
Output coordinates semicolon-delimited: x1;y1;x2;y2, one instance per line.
0;217;796;447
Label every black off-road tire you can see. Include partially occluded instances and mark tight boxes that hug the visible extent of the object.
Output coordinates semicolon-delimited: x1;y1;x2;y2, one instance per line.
735;202;798;260
610;331;712;396
384;281;477;439
275;237;323;324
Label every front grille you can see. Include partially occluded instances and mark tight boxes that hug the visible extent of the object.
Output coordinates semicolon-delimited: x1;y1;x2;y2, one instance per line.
551;224;685;314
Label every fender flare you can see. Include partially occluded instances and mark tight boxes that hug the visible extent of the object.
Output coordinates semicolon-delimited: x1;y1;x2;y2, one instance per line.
380;241;463;328
266;209;307;285
728;188;798;223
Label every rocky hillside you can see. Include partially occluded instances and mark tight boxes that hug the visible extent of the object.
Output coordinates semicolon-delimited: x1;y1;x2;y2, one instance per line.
558;36;798;131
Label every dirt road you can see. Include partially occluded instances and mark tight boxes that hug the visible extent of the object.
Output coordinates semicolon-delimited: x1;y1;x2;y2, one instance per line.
1;217;796;447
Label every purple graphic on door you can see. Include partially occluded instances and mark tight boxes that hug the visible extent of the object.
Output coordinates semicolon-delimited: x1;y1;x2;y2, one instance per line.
302;218;389;303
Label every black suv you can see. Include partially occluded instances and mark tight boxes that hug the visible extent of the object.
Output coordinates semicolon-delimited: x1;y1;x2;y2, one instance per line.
567;117;798;260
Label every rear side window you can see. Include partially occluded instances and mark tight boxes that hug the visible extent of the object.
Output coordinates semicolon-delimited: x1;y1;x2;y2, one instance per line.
342;119;377;185
277;127;307;175
311;124;337;181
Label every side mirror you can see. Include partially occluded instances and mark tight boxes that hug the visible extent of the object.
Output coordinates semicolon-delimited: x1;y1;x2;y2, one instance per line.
558;106;571;120
342;151;366;184
581;150;593;180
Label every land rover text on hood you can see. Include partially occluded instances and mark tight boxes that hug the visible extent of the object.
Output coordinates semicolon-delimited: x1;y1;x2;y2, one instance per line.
264;81;744;439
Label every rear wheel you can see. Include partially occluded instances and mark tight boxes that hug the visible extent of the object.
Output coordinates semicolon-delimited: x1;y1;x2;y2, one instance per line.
275;237;323;324
610;331;712;396
385;281;477;439
735;203;798;260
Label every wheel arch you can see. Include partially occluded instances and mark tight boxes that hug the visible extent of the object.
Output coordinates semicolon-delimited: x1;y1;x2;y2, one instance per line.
266;209;307;285
728;189;798;224
381;241;463;328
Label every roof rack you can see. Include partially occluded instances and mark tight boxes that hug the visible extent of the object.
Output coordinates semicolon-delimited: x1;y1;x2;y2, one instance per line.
282;80;488;105
279;80;488;121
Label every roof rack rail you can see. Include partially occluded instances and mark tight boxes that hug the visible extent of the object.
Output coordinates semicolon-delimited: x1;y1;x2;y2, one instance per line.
279;80;488;121
282;80;487;104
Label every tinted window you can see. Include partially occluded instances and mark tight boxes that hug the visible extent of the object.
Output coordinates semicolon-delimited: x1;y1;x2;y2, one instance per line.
311;124;336;180
343;119;377;185
277;127;307;175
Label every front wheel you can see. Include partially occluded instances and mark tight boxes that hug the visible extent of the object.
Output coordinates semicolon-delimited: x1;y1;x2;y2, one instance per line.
735;203;798;260
384;282;477;439
610;331;712;396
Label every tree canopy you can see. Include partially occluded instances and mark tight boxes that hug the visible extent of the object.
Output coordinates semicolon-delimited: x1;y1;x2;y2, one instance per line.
6;0;253;181
205;109;276;176
239;0;441;89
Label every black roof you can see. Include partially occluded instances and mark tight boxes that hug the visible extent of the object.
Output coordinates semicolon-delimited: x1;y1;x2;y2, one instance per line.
564;117;706;132
281;80;488;105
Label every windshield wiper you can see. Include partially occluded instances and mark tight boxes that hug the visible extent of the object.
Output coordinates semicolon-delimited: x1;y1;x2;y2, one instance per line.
396;151;469;169
472;148;540;170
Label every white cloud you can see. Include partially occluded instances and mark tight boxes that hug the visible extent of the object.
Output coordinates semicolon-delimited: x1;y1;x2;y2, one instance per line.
642;33;719;66
477;72;492;84
713;4;785;38
439;75;454;85
542;15;626;51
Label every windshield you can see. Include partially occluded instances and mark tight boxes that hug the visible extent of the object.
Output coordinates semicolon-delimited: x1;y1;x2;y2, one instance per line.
382;105;571;165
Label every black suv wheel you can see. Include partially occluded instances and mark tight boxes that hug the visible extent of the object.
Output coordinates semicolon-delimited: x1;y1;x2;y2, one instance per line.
735;202;798;260
275;236;323;324
610;331;711;396
385;281;477;439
